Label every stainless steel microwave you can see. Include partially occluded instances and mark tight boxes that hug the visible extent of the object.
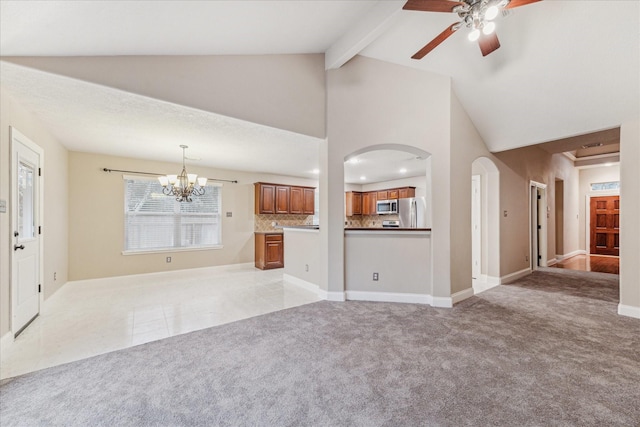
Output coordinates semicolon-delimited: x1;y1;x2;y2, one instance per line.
376;199;398;215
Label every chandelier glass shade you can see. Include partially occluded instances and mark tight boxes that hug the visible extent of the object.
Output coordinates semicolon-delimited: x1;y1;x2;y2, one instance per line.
158;145;207;202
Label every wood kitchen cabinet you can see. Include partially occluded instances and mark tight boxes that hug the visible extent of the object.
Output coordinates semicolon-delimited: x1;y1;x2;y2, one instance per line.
346;191;362;216
398;187;416;199
290;186;315;215
255;182;315;215
362;192;377;215
255;233;284;270
377;190;388;200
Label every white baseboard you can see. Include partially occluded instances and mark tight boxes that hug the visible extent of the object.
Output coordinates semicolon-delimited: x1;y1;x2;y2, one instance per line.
345;291;431;304
431;296;452;308
501;268;531;284
452;288;474;304
618;304;640;319
0;332;14;355
282;274;319;294
68;262;257;286
473;276;501;294
318;289;346;302
555;250;587;261
547;258;557;266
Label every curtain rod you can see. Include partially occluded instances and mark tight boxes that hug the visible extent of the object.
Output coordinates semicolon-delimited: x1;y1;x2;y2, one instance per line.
102;168;238;184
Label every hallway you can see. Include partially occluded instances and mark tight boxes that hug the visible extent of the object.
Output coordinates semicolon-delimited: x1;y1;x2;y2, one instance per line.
551;255;619;275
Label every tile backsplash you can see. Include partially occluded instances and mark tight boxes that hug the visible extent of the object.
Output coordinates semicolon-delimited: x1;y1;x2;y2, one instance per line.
255;214;314;232
345;214;399;228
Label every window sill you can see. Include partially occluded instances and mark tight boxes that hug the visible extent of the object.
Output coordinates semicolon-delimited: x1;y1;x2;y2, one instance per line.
122;245;224;256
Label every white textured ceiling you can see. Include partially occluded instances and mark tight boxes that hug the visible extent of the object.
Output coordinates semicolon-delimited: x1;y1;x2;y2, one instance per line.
344;150;427;184
0;0;379;56
0;62;322;178
1;0;638;180
360;0;639;152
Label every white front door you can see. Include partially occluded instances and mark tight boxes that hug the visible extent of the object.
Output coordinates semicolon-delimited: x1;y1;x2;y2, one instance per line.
11;128;41;336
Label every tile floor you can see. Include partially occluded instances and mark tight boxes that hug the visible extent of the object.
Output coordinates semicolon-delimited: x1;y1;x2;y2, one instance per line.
0;263;320;380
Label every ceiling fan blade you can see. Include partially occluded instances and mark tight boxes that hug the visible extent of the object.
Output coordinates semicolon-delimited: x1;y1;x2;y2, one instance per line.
403;0;466;13
411;23;459;59
478;31;500;56
504;0;542;9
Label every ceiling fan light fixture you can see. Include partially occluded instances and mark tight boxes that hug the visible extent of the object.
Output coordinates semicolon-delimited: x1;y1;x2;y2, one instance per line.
468;28;480;41
485;5;499;20
483;22;496;35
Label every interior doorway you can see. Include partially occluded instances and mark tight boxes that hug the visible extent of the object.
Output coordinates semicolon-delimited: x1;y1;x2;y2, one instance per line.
471;157;500;293
530;181;547;270
10;127;44;337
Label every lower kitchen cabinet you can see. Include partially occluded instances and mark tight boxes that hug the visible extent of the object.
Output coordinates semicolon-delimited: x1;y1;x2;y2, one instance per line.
255;233;284;270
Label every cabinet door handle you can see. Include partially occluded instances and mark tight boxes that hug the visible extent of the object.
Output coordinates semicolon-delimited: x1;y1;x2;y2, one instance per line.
14;244;25;251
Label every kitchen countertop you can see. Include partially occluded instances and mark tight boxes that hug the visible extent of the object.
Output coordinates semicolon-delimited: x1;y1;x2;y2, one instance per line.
345;227;431;231
254;230;284;234
277;225;319;230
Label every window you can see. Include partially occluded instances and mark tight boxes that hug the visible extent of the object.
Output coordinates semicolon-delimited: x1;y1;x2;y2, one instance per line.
591;181;620;191
124;177;222;253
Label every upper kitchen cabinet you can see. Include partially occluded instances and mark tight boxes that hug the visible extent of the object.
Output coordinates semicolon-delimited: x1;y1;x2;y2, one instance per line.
255;182;315;215
346;191;362;216
362;192;377;215
290;186;315;215
398;187;416;199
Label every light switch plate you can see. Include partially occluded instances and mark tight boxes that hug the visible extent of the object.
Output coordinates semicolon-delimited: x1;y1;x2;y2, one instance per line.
0;199;6;213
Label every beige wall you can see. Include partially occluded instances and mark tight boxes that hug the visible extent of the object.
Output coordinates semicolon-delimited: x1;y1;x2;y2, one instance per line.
325;56;451;299
0;88;69;337
68;151;317;281
449;91;494;293
345;232;431;294
494;147;579;276
619;119;640;315
578;165;621;250
283;229;320;286
4;55;326;139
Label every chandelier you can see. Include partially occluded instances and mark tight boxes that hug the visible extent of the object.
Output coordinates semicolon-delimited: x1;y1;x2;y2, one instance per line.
157;145;207;202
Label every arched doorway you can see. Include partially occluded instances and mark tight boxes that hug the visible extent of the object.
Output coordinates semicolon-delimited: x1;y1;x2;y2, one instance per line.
471;157;500;293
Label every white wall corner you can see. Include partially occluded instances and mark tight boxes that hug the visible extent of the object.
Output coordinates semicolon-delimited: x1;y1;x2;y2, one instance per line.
618;304;640;319
0;332;14;355
473;278;500;295
282;273;319;294
501;268;531;284
555;250;586;261
431;297;453;308
452;288;474;304
319;289;346;302
345;291;432;304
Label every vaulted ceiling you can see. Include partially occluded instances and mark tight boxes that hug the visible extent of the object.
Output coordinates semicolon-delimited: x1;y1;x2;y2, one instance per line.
1;1;638;181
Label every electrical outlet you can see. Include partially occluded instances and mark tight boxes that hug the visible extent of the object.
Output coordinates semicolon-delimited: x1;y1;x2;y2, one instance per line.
373;272;379;281
226;212;232;217
525;255;529;262
54;272;57;281
305;264;309;272
166;256;172;263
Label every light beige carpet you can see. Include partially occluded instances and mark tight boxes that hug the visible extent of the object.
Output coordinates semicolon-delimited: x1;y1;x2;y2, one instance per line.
2;268;639;426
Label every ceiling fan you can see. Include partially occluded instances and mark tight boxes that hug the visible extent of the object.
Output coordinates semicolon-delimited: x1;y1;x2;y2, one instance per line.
403;0;541;59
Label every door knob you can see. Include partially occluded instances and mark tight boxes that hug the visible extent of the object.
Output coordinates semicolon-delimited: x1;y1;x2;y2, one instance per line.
14;244;25;251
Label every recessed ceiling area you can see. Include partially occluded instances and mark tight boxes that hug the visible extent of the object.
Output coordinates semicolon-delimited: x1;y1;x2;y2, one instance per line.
344;150;427;185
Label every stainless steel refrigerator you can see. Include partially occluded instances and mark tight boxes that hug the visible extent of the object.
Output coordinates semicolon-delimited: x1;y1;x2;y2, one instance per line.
398;197;426;228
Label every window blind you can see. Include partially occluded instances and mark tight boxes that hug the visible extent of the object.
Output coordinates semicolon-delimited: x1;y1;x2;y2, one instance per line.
124;177;222;252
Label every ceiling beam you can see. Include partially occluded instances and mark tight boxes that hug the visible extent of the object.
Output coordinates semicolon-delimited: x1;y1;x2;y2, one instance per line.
325;0;405;70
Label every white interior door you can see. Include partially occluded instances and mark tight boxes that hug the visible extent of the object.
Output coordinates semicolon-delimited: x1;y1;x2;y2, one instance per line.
471;175;481;280
11;129;41;336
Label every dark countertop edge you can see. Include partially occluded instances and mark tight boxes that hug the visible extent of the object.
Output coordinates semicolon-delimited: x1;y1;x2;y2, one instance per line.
254;231;284;234
345;228;431;231
276;225;320;230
